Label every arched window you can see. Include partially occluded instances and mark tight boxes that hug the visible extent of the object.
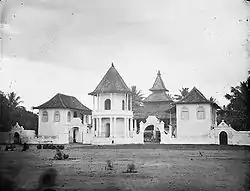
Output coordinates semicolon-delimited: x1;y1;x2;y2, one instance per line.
122;100;125;110
197;106;205;120
181;107;189;120
42;111;48;122
67;111;71;122
104;99;111;110
73;111;77;118
54;111;60;122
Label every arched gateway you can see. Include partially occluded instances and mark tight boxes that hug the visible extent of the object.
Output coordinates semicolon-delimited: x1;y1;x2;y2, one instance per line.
140;116;164;144
219;131;228;145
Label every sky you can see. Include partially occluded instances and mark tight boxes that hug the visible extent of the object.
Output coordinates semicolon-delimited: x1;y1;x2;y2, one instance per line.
0;0;249;111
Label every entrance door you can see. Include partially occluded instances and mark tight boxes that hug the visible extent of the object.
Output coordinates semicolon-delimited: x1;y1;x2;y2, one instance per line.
14;132;20;144
73;127;79;143
219;131;228;145
106;123;110;137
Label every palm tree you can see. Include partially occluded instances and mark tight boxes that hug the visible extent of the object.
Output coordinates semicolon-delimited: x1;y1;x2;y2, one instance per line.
131;86;144;110
223;76;250;130
174;87;189;101
209;96;217;104
7;92;23;110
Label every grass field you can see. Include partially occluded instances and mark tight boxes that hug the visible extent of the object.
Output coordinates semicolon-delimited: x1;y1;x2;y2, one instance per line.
0;144;250;191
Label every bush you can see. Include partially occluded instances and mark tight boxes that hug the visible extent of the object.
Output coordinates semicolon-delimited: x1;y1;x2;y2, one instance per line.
22;143;29;151
38;168;58;190
43;144;49;149
37;144;42;149
126;163;137;173
105;160;113;170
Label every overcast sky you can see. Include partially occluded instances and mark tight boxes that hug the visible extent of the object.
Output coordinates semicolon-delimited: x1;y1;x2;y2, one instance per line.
0;0;249;111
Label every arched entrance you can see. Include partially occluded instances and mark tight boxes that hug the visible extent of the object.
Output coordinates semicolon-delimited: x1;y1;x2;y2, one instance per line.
14;132;21;144
144;125;154;143
105;123;110;138
73;127;79;143
219;131;228;145
143;125;160;143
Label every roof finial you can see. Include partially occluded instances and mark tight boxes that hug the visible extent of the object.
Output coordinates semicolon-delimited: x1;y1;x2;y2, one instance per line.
157;70;161;76
112;62;114;67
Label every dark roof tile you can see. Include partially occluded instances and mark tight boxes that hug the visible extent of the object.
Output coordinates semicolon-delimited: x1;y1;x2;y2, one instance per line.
88;63;131;96
33;93;91;114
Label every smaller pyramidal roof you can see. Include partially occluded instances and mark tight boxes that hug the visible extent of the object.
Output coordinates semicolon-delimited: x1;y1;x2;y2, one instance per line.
176;87;210;104
143;71;171;103
149;71;168;92
33;93;91;113
88;63;131;96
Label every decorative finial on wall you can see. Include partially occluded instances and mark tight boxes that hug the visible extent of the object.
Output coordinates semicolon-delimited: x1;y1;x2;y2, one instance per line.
157;70;161;76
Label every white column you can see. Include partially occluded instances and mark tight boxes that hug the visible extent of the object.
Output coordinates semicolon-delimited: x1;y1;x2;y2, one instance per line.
169;125;172;138
99;117;102;136
124;117;127;138
93;96;95;111
98;95;101;110
92;117;95;136
114;117;116;138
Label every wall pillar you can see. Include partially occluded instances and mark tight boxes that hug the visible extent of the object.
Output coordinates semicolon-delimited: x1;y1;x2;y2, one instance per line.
110;93;113;111
124;117;127;138
169;125;172;138
99;117;102;137
110;117;112;137
93;96;95;111
114;117;116;138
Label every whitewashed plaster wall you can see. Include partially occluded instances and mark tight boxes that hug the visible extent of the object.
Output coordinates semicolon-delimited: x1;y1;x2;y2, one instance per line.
176;104;213;138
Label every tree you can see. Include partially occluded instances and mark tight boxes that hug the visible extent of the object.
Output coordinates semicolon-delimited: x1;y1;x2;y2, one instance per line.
131;86;144;110
174;87;189;101
7;92;23;110
209;96;217;104
222;76;250;131
0;91;12;131
0;91;38;133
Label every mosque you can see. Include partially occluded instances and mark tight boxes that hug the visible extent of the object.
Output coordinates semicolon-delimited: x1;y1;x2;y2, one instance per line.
33;63;250;146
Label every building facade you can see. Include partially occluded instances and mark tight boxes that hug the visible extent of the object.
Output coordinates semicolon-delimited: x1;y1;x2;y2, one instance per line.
88;63;135;145
33;93;92;144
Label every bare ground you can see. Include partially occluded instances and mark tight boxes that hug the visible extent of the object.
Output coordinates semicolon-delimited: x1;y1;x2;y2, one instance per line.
0;144;249;191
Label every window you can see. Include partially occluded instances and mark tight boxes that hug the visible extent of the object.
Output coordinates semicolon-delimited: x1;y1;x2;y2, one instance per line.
181;107;189;120
197;106;205;120
73;111;77;118
54;111;60;122
67;111;71;122
104;99;111;110
122;100;125;110
42;111;48;122
128;95;131;111
86;115;89;124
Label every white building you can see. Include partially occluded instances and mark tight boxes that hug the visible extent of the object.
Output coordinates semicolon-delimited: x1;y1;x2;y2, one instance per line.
33;93;92;144
88;63;135;145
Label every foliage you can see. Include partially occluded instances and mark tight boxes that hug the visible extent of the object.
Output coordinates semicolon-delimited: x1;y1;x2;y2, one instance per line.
221;76;250;131
126;163;137;173
131;86;144;110
0;91;38;133
105;160;114;170
174;87;189;101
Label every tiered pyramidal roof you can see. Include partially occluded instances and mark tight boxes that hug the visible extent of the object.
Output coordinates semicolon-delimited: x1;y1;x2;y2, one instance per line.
88;63;131;96
143;71;172;103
